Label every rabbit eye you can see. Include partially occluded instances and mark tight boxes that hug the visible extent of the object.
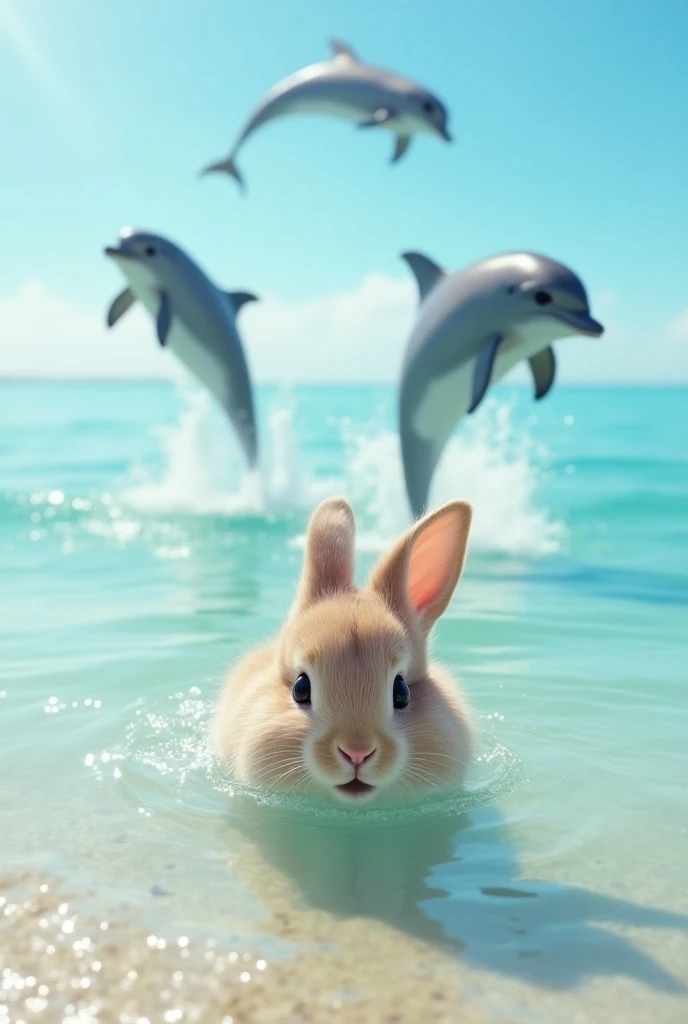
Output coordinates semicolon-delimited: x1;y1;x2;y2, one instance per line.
292;672;311;705
534;290;552;305
393;674;410;709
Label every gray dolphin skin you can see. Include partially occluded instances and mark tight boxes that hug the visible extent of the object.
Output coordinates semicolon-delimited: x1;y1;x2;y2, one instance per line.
399;250;605;519
104;228;260;468
201;39;452;191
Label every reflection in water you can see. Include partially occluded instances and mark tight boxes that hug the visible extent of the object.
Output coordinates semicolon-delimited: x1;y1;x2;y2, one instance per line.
116;684;688;1009
226;797;688;996
228;794;471;954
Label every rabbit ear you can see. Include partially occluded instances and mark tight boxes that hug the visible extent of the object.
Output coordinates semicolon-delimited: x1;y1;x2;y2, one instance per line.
369;500;472;630
294;497;356;609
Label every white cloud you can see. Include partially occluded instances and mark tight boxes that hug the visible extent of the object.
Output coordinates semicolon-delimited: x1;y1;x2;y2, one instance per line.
1;275;687;384
241;273;415;383
0;274;416;383
668;307;688;346
0;280;168;379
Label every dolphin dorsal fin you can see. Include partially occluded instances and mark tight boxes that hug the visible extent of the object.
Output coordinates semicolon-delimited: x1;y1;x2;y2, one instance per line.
401;252;446;302
225;290;259;316
330;39;358;61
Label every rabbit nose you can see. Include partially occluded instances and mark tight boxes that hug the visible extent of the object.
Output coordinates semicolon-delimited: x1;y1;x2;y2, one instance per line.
338;745;376;767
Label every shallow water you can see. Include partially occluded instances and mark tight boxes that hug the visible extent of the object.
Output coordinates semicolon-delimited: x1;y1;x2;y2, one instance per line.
1;380;687;1023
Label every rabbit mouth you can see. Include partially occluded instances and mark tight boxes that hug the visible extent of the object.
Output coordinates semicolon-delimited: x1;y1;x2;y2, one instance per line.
336;779;376;799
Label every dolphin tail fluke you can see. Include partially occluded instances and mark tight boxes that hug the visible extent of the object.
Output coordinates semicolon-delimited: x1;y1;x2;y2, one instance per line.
200;156;245;192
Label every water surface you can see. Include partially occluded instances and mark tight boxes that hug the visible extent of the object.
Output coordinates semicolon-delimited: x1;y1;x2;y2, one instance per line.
1;381;686;1022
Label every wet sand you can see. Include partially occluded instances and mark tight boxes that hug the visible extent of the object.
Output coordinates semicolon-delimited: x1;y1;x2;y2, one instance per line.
2;848;687;1024
1;868;500;1024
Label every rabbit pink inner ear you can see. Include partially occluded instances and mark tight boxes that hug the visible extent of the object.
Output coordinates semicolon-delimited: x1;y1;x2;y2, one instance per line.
406;504;472;625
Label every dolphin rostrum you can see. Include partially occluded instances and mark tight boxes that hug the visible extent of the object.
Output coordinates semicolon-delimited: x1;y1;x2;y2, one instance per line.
104;228;260;468
399;250;605;519
201;39;452;191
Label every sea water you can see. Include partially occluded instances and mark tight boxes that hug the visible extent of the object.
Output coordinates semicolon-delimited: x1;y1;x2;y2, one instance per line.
0;380;686;1023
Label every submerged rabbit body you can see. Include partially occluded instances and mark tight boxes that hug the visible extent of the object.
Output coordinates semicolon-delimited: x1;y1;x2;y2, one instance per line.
212;497;475;803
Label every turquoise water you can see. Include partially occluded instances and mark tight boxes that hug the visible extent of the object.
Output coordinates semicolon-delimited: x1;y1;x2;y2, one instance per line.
1;381;687;1021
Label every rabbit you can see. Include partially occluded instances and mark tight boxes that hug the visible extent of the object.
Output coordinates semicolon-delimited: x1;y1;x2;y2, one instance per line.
212;495;475;803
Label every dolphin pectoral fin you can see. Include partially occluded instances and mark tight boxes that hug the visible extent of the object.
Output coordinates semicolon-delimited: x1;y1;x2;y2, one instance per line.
330;39;358;60
468;333;503;414
391;134;411;163
106;287;136;328
156;292;172;347
359;108;396;128
400;252;446;302
226;291;259;316
529;346;556;401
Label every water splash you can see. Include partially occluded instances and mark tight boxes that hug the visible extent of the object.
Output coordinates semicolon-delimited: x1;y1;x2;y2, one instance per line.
123;388;312;516
121;387;563;558
117;685;522;829
342;397;565;557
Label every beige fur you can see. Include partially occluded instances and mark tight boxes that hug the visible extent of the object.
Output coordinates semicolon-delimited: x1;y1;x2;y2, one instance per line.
212;497;475;804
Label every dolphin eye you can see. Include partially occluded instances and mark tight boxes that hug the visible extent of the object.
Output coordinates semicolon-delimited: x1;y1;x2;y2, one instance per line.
422;101;434;114
393;674;410;709
144;245;157;257
292;673;311;705
534;290;552;305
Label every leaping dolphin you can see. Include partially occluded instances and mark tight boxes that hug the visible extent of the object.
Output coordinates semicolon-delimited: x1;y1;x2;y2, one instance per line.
398;250;605;519
201;39;452;191
104;228;260;468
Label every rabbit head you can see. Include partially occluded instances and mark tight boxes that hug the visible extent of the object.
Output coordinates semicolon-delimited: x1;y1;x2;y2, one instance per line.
214;496;474;804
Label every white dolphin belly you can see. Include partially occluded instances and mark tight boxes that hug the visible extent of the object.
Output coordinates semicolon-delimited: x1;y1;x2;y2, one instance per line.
282;96;422;134
123;269;234;411
412;317;565;444
278;94;379;124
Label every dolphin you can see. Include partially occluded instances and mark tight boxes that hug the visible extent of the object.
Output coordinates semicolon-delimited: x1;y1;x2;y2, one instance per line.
201;39;452;191
104;228;260;468
398;250;605;519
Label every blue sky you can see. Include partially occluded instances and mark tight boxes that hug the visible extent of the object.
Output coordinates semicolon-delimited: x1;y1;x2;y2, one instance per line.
0;0;687;382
